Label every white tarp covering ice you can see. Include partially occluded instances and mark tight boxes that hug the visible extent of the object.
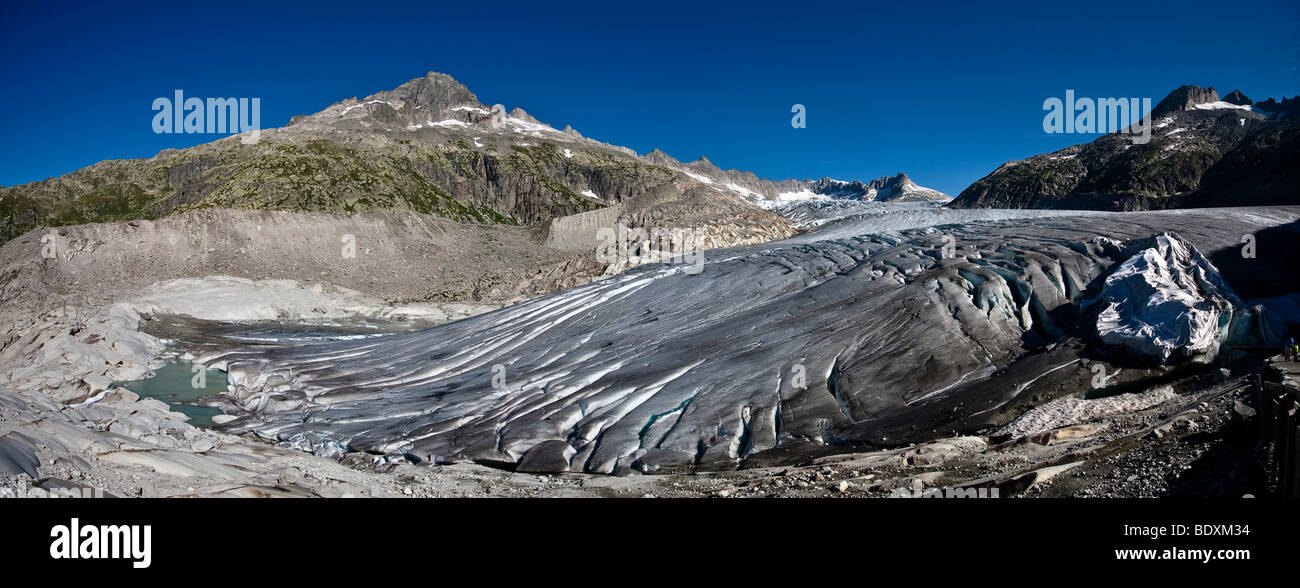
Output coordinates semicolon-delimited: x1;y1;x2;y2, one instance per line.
1090;233;1241;364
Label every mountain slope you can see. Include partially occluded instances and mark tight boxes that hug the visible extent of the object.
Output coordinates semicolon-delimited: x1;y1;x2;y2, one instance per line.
0;73;682;241
0;72;945;244
948;86;1300;210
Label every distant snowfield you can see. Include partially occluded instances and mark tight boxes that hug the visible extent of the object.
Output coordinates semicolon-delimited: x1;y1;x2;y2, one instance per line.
682;171;715;185
760;199;1102;234
772;188;829;202
1194;101;1257;112
725;182;761;200
505;116;562;135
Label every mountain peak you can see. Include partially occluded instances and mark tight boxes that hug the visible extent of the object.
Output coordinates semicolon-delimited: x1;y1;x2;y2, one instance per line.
367;71;481;112
690;155;718;170
643;148;681;166
1153;85;1220;116
1223;89;1252;106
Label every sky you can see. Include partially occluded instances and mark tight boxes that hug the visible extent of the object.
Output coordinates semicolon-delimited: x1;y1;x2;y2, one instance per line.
1;0;1297;196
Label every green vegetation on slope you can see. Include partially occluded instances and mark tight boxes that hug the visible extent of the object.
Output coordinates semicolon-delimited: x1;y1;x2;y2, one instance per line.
0;132;682;242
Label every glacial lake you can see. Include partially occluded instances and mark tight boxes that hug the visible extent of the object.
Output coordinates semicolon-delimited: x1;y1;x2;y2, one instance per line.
113;361;229;428
119;316;435;428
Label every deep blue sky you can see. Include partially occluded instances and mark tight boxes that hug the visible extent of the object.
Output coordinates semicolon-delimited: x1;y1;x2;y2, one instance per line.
2;0;1296;195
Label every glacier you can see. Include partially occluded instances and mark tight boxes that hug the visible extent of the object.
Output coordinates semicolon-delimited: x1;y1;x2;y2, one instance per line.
195;206;1300;473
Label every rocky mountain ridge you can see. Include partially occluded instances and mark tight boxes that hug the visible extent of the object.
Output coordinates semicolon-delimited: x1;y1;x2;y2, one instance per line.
949;85;1300;210
807;173;950;202
638;149;948;203
0;72;944;244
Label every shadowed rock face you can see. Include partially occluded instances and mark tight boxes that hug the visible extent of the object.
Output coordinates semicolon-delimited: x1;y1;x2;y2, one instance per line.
949;85;1300;211
202;207;1300;473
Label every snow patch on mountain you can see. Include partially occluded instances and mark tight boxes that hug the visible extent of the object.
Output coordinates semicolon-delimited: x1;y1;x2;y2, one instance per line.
774;189;829;201
340;100;394;116
1194;101;1256;112
726;182;762;201
506;117;562;135
683;171;716;185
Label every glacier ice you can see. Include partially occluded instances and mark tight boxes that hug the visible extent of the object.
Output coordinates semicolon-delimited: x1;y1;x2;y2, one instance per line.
197;207;1300;473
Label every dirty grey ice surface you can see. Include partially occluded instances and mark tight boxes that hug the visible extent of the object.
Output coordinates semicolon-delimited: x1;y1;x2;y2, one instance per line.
200;206;1300;473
